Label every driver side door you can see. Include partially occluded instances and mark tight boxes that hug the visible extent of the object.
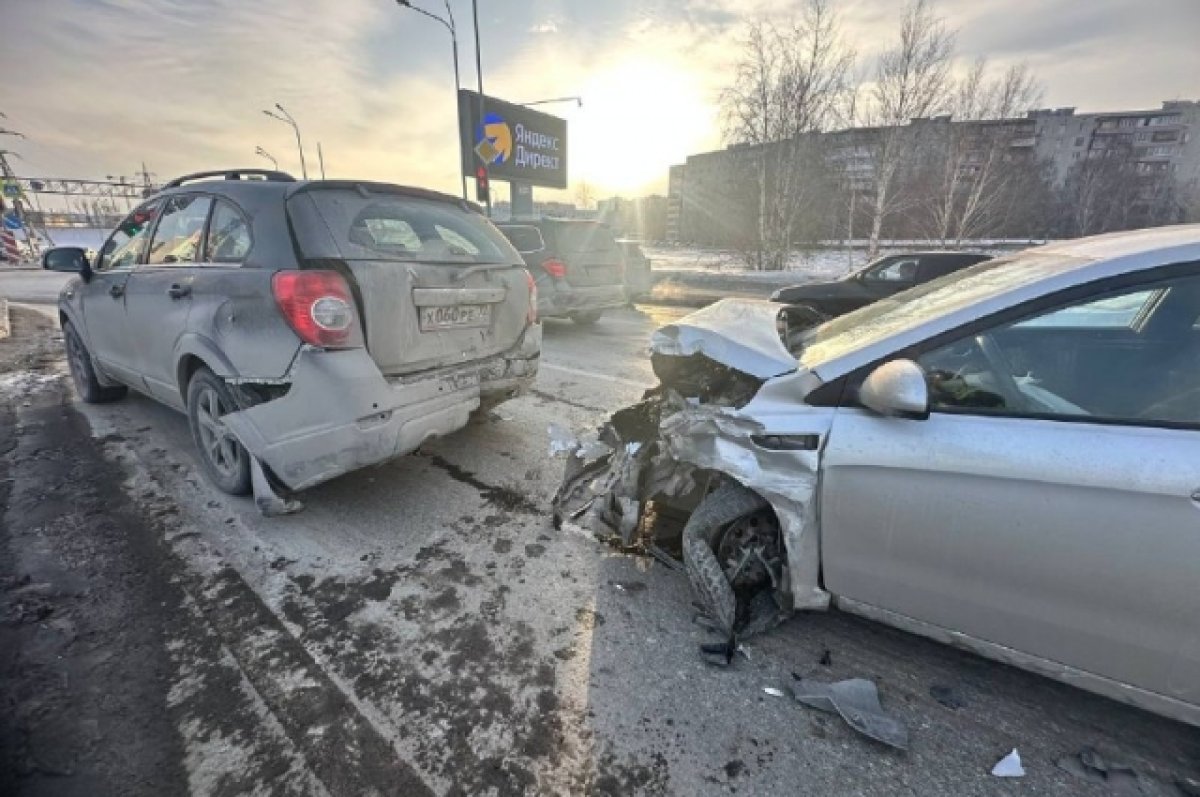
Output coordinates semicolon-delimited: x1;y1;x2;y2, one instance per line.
820;266;1200;705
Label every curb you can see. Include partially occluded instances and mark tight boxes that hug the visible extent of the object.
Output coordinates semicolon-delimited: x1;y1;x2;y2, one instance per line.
0;298;9;340
646;271;802;307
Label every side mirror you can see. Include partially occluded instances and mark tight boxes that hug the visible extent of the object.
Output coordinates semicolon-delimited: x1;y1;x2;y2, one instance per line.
43;247;91;279
859;359;929;420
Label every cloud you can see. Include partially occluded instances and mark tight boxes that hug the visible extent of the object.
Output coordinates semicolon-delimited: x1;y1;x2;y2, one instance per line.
1;0;1196;204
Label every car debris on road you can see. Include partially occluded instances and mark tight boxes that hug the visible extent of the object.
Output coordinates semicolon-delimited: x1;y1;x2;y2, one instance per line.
790;677;909;751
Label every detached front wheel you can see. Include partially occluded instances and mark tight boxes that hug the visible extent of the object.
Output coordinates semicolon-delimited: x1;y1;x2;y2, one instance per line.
187;367;251;496
682;481;783;638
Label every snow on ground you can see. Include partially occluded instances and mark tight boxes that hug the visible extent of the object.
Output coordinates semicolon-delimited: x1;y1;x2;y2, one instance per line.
644;246;864;284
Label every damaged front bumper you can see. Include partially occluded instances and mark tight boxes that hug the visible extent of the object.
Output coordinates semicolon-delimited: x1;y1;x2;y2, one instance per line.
553;299;831;639
223;325;541;492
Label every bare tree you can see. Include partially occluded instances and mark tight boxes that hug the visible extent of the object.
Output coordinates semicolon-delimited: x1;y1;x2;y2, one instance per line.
920;61;1042;243
859;0;955;257
721;0;855;269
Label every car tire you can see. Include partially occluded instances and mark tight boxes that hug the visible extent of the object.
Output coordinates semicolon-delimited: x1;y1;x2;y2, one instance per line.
62;320;127;403
570;310;603;325
186;367;251;496
682;481;775;638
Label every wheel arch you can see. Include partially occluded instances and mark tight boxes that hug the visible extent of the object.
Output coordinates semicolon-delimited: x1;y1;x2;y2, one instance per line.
174;334;238;405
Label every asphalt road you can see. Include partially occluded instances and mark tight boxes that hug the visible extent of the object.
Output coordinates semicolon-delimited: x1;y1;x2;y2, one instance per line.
1;282;1198;795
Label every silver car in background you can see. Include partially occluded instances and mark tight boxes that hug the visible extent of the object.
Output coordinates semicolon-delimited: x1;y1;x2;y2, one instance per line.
559;224;1200;725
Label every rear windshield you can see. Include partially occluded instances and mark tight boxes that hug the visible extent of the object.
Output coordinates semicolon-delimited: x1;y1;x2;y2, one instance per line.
553;222;618;253
498;225;545;254
289;189;522;265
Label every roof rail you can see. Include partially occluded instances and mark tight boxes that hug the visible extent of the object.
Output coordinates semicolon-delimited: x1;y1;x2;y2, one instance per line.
161;169;297;189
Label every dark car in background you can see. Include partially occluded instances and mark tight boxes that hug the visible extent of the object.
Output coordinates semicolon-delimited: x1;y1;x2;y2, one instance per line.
771;251;993;319
44;169;540;508
496;219;628;325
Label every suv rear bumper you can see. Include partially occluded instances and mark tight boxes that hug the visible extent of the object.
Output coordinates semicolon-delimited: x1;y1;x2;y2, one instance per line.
221;326;541;491
539;284;627;318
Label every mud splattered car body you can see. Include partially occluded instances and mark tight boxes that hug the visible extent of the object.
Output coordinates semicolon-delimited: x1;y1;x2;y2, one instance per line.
48;170;540;510
557;225;1200;726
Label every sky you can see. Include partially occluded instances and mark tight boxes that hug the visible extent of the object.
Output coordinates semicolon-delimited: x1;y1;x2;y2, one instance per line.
1;0;1198;204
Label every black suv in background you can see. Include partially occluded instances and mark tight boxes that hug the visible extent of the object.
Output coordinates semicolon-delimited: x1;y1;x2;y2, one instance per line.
496;219;628;325
771;251;993;318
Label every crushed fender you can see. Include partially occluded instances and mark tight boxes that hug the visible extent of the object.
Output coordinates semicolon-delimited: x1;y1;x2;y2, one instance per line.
553;325;830;642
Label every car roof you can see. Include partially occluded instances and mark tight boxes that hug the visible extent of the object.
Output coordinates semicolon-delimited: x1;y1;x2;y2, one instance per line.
152;175;478;213
803;224;1200;380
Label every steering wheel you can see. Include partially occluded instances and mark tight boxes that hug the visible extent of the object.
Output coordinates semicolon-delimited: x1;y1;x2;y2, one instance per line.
974;333;1026;411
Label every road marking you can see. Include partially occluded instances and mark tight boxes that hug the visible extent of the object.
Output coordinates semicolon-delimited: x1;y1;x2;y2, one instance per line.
541;362;652;391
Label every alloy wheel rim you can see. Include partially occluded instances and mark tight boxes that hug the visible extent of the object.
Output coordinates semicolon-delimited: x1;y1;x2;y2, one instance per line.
195;386;242;479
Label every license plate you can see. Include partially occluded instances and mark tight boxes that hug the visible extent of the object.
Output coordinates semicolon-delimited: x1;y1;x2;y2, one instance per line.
419;304;491;332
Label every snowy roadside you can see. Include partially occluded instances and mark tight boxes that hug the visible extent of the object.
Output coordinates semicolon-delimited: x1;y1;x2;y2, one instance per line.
640;244;1031;306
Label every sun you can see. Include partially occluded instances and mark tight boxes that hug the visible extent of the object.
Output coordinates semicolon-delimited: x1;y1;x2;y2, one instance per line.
570;58;716;196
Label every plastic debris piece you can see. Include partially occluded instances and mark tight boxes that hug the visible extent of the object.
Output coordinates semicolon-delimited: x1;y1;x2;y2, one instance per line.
762;687;784;697
547;423;578;456
1056;747;1143;797
790;677;909;751
992;749;1025;778
736;644;751;662
929;684;967;710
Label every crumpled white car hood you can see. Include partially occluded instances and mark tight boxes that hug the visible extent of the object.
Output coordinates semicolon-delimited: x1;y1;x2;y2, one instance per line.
650;299;797;379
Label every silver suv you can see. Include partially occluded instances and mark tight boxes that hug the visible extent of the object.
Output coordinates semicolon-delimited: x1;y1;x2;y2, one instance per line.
44;169;540;512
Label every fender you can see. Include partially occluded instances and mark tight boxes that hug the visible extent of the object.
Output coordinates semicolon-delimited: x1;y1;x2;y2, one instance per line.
173;331;241;401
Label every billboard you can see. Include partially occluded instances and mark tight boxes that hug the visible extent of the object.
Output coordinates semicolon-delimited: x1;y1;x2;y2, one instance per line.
458;90;568;189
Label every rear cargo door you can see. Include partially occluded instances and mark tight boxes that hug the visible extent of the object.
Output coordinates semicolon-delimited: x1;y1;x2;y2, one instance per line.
288;187;531;376
550;222;623;287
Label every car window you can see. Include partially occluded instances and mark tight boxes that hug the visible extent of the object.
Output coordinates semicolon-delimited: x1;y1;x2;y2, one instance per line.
147;194;212;265
863;257;919;283
291;190;519;265
916;273;1200;426
1012;289;1156;329
435;224;480;255
96;200;162;272
204;199;252;263
919;257;973;281
498;225;545;254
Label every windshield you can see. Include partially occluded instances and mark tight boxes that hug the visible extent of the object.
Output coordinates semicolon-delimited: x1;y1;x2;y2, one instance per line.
795;251;1092;368
289;189;523;265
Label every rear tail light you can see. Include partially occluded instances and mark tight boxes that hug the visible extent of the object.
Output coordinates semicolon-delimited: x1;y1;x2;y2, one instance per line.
524;269;538;325
542;258;567;278
272;270;364;349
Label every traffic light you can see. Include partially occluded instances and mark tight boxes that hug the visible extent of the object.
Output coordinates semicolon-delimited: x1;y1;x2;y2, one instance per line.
475;165;490;203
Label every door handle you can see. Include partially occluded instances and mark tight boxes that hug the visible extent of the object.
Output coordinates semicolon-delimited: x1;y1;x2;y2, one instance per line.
108;283;124;298
167;284;192;299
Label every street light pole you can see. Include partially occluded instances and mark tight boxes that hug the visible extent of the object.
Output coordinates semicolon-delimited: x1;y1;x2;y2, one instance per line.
396;0;466;201
254;146;278;170
263;104;307;179
471;0;490;216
